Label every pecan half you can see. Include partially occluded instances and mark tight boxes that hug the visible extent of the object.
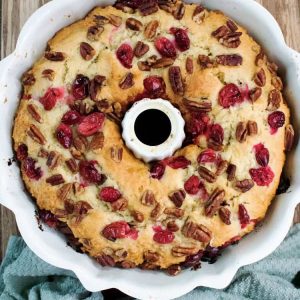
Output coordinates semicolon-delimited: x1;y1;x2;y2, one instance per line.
220;32;242;48
119;72;134;89
73;135;88;153
44;51;66;61
226;164;236;181
271;76;283;90
66;158;78;173
28;124;46;145
235;179;254;193
46;151;61;169
207;139;223;152
80;42;96;61
87;25;104;41
186;56;194;74
137;61;151;71
164;207;184;218
212;25;230;39
247;121;258;136
236;121;248;143
111;198;128;211
198;166;217;183
144;20;159;40
192;5;205;24
126;17;143;31
57;183;72;201
167;264;181;276
139;2;158;16
219;207;231;225
22;72;35;86
255;50;265;67
182;221;212;243
90;75;106;101
267;61;278;75
172;245;198;257
198;55;214;69
216;54;243;66
110;146;123;163
183;98;212;113
131;210;144;222
134;41;149;58
141;190;155;206
254;68;266;87
227;20;238;32
173;2;185;20
121;261;136;269
94;15;109;25
72;100;94;115
42;69;55;81
169;66;184;95
249;87;262;102
152;57;175;69
216;160;229;176
27;104;42;123
144;250;159;263
205;188;225;217
167;220;179;232
169;189;186;208
96;255;115;267
158;0;175;14
38;148;49;158
150;202;161;219
267;89;281;111
108;14;122;27
285;124;295;152
89;132;104;150
46;174;65;186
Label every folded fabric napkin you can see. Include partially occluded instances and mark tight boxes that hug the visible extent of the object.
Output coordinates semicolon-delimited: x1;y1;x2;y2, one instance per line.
1;224;299;300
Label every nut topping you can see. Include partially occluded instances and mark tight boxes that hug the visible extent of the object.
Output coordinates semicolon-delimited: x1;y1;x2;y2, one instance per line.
28;124;46;145
186;56;194;74
94;15;109;25
219;207;231;225
171;245;198;257
249;87;262;102
169;66;184;95
255;50;265;67
226;164;236;181
110;146;123;163
66;158;78;173
96;255;115;267
192;5;205;23
22;72;35;86
44;51;66;61
236;121;248;143
183;98;212;113
27;104;42;123
73;135;88;153
198;166;217;183
141;190;155;206
80;42;96;61
137;61;151;71
173;2;185;20
46;174;65;186
111;198;128;211
131;210;144;222
152;57;175;69
57;183;72;201
134;41;149;58
87;25;104;41
216;54;243;66
254;68;266;87
168;189;186;208
108;14;122;27
205;188;225;217
90;75;106;101
227;20;238;32
271;76;283;90
216;160;229;176
235;179;254;193
42;69;55;81
46;151;61;170
166;220;179;232
89;132;104;151
126;18;143;31
285;124;295;152
247;121;258;136
144;20;159;40
167;264;181;276
150;202;161;219
139;1;159;16
198;55;214;69
164;207;184;218
182;221;212;243
144;250;159;263
119;72;134;89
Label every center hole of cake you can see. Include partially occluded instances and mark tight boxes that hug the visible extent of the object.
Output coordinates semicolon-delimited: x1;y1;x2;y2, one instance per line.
134;109;171;146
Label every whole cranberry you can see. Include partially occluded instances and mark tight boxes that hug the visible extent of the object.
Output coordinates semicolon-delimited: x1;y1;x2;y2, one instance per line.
77;112;105;137
150;162;166;179
249;166;274;186
23;157;43;180
116;43;133;68
40;87;64;110
99;187;121;202
102;221;131;241
218;83;243;108
143;76;166;98
166;156;191;169
56;124;73;149
71;74;90;100
62;110;81;125
170;27;190;51
79;160;103;185
268;111;285;129
184;175;201;195
254;143;269;167
197;149;217;163
155;37;177;58
16;144;28;161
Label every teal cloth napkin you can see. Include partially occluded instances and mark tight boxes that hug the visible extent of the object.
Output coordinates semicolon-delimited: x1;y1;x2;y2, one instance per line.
0;225;300;300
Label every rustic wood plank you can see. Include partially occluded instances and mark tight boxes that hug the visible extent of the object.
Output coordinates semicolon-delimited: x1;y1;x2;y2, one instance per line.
0;0;299;261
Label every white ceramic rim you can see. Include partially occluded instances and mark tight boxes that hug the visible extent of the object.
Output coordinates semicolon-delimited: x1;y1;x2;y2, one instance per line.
0;1;299;299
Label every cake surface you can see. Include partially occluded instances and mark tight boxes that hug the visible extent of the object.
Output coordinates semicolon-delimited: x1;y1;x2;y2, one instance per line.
13;0;293;274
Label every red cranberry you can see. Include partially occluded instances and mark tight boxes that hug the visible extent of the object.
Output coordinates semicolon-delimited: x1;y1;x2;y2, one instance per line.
116;43;133;68
186;113;210;137
182;250;203;269
16;144;28;161
143;76;166;98
56;124;73;149
23;157;42;180
170;27;190;51
79;160;103;184
238;204;250;229
99;187;121;202
150;162;165;179
39;87;64;110
72;75;90;100
239;83;249;101
38;209;59;228
184;175;201;195
218;83;243;108
126;228;139;240
209;124;224;145
77;112;105;137
153;226;175;244
102;221;131;241
249;166;274;186
268;111;285;129
155;37;177;58
166;156;191;169
62;110;81;125
197;149;217;163
254;143;269;167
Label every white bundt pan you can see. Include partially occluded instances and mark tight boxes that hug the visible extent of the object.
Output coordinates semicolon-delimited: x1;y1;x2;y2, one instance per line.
0;1;299;299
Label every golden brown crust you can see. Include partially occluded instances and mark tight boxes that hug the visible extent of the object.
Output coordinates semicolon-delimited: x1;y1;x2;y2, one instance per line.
13;1;291;271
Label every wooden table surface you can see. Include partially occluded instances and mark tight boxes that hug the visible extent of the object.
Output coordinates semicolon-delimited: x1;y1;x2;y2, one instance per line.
1;0;300;261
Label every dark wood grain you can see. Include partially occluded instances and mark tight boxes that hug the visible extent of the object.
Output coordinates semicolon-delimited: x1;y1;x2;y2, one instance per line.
0;0;299;261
